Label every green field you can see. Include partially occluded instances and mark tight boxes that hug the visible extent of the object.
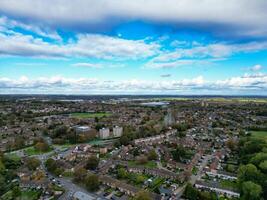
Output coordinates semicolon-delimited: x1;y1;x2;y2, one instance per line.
128;160;157;168
250;131;267;142
70;112;112;118
20;190;41;200
24;146;52;156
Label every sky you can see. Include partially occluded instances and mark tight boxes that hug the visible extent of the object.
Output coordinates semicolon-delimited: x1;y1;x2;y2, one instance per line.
0;0;267;95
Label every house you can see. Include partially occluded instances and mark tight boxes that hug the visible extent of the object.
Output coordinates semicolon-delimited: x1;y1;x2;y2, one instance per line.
195;180;240;198
74;126;91;133
72;191;95;200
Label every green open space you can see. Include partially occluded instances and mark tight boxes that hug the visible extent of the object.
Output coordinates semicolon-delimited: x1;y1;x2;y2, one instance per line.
250;131;267;142
128;160;157;168
219;180;239;190
20;189;41;200
1;189;41;200
24;146;53;156
70;112;112;118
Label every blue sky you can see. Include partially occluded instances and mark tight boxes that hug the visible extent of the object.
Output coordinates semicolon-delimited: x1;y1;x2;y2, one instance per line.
0;0;267;95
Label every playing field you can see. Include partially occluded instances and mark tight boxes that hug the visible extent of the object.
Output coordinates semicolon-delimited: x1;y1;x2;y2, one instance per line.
250;131;267;142
70;112;112;118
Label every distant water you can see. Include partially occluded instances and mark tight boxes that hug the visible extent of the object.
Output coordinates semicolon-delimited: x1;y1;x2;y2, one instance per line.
140;101;169;106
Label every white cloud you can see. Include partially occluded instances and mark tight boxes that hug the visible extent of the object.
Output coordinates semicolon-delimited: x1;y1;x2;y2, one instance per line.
0;16;61;41
250;64;263;71
0;31;159;59
72;63;103;68
1;73;266;94
215;73;267;90
0;0;267;37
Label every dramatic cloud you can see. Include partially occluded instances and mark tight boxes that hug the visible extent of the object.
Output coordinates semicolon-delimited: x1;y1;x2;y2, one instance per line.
0;16;61;41
0;0;267;38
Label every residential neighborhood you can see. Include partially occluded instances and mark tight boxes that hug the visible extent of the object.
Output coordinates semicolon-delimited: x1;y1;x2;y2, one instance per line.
0;95;267;200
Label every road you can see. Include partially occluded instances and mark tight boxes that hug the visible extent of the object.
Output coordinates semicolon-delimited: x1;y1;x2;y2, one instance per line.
174;154;212;199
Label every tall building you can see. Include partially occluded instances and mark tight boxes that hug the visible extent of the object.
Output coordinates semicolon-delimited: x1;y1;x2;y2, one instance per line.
113;126;123;137
164;109;175;126
99;128;110;139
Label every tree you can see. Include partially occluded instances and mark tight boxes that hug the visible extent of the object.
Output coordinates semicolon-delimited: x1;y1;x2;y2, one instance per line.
117;168;128;179
172;145;186;162
184;183;198;200
86;156;99;170
135;190;152;200
147;150;158;161
250;152;267;167
45;158;59;174
85;174;99;192
242;181;262;200
73;167;87;183
12;186;21;198
136;174;145;184
0;174;6;195
34;141;49;152
25;157;40;171
136;155;148;164
226;138;237;151
0;160;5;174
259;160;267;173
238;164;261;184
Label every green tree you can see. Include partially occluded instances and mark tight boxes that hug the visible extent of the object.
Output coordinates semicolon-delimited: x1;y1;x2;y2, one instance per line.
86;156;99;170
34;141;49;152
136;174;145;184
238;164;261;184
147;150;158;160
184;183;198;200
85;174;99;192
135;190;152;200
0;174;6;195
172;145;186;162
73;167;87;183
242;181;262;200
259;160;267;173
117;168;128;179
12;186;21;198
25;157;40;170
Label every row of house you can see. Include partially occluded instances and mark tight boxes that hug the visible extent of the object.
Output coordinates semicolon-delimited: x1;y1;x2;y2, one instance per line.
195;180;240;198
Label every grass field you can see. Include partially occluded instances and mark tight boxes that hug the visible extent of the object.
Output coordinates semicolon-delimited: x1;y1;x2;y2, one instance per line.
220;180;239;190
128;160;157;168
20;190;41;200
250;131;267;142
24;146;52;156
70;112;112;118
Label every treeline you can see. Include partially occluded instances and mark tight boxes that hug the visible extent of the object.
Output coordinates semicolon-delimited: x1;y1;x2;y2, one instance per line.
0;152;21;197
46;125;96;144
237;136;267;199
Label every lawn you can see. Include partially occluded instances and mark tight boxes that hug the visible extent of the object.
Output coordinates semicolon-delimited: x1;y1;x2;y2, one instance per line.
220;180;239;190
191;166;198;175
70;112;112;118
250;131;267;142
20;189;41;200
128;160;157;168
24;146;52;156
5;153;21;162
